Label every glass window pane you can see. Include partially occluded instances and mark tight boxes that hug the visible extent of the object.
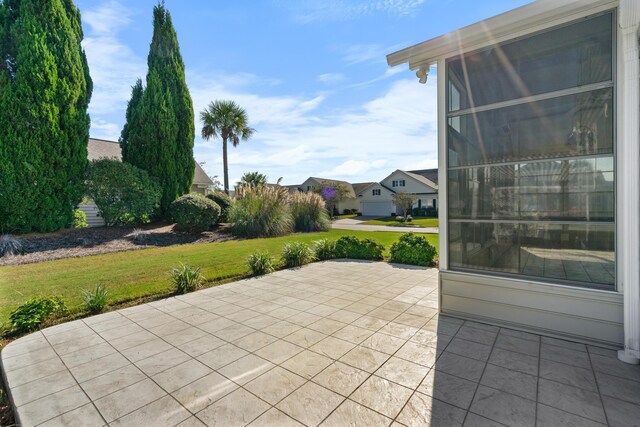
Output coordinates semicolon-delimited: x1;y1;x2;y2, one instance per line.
448;222;615;288
449;158;614;222
448;88;613;167
447;12;612;111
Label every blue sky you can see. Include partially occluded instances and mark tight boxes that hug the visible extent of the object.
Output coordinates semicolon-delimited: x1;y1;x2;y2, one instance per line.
76;0;531;185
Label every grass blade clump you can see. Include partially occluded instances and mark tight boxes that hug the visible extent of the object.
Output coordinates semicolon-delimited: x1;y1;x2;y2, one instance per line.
247;251;276;275
281;241;315;267
289;192;330;232
81;284;109;313
171;264;204;294
229;184;293;237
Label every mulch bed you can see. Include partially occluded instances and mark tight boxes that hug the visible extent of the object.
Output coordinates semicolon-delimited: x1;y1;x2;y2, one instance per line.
0;223;234;266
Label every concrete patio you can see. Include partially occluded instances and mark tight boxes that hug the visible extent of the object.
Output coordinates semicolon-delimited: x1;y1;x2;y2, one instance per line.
2;260;639;426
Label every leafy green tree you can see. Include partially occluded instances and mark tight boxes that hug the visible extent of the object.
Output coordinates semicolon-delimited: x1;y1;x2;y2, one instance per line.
239;171;268;187
0;0;92;233
86;159;161;226
200;100;255;194
312;183;350;217
120;3;195;214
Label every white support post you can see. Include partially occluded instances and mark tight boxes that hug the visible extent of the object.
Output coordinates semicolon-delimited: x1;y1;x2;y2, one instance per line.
617;0;640;365
437;59;448;273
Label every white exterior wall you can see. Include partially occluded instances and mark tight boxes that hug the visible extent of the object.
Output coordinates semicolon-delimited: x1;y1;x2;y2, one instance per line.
429;2;630;349
77;200;105;227
381;171;436;195
359;184;395;216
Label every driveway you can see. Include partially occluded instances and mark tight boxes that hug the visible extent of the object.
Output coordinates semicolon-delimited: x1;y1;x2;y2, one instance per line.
332;217;438;234
3;261;638;426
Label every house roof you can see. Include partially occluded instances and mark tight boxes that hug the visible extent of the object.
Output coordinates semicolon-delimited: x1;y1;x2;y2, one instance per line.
352;182;375;196
87;138;213;186
308;177;357;198
386;0;613;71
407;168;438;186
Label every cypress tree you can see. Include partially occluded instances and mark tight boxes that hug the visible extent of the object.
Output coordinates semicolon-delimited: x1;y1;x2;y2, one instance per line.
120;3;195;213
0;0;92;233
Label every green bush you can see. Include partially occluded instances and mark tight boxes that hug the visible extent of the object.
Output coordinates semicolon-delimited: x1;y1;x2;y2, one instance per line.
335;235;384;260
170;194;221;232
281;241;315;267
289;192;330;232
389;233;437;266
72;209;88;228
247;251;276;275
171;264;204;294
229;184;292;237
0;234;23;257
425;207;438;217
313;239;337;261
81;284;109;313
86;159;161;226
206;191;232;222
10;296;68;331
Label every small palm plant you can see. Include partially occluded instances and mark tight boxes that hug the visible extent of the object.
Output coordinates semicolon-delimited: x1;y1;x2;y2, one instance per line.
281;241;315;267
81;284;109;313
171;264;204;294
247;251;276;275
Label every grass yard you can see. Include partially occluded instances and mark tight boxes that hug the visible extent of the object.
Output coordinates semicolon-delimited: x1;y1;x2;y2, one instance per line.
362;216;439;228
0;229;438;329
332;214;358;220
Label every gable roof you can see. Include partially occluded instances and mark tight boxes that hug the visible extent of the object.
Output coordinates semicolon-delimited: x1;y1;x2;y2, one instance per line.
382;169;438;190
407;168;438;186
352;182;375;196
87;138;213;186
308;177;357;198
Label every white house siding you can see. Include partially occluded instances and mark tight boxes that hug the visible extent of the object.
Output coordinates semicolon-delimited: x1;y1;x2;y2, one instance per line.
381;171;436;195
440;271;624;347
78;200;105;227
359;184;395;216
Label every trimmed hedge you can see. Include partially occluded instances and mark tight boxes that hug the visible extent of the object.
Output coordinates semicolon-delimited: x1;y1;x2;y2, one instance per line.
389;232;437;266
170;194;221;232
206;191;232;222
335;235;384;261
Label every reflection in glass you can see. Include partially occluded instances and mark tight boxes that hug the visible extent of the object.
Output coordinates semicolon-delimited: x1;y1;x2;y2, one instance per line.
448;222;615;288
447;13;612;110
448;89;613;167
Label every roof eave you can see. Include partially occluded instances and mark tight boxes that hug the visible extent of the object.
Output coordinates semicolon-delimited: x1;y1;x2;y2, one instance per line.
386;0;617;70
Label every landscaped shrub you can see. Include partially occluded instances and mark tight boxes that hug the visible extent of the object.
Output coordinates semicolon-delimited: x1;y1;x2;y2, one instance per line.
81;284;109;313
206;191;232;222
289;192;330;232
281;241;315;267
313;239;337;260
0;234;23;257
406;215;413;223
72;209;88;228
171;264;204;294
128;228;148;243
170;194;221;232
247;251;276;275
395;215;405;222
86;159;162;226
335;236;384;260
10;296;68;331
229;184;292;237
425;207;438;217
389;233;437;266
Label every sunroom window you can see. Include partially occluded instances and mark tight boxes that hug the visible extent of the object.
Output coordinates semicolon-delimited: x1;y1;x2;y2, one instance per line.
446;12;615;289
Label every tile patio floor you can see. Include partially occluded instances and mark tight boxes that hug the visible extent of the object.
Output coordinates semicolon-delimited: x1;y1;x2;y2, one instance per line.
2;260;639;426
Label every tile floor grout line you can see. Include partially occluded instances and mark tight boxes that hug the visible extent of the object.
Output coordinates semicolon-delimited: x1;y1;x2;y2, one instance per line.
458;320;499;426
36;329;110;427
587;346;612;427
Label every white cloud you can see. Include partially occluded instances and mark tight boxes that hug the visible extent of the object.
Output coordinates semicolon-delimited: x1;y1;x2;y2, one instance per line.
317;73;346;84
279;0;427;23
82;1;145;119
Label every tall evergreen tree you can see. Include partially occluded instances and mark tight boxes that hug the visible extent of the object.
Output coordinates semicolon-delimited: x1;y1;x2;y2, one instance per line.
0;0;92;233
120;3;195;213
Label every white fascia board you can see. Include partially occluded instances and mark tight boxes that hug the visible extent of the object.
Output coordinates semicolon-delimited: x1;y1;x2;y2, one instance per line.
387;0;618;69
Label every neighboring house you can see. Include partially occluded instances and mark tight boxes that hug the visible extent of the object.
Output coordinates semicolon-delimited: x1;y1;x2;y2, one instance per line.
80;138;214;227
388;0;640;363
292;177;373;214
357;169;439;216
288;171;438;216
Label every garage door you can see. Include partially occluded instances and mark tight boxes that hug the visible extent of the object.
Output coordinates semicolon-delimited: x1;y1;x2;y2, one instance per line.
361;202;394;217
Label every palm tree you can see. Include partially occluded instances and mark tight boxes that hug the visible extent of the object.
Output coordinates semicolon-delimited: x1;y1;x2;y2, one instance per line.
239;171;268;187
200;100;255;194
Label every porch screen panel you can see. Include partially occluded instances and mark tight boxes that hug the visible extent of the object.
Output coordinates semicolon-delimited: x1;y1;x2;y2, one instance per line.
446;12;615;289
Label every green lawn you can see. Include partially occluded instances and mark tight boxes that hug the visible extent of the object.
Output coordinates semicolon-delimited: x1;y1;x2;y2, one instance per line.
332;214;357;220
0;229;438;328
362;216;439;228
